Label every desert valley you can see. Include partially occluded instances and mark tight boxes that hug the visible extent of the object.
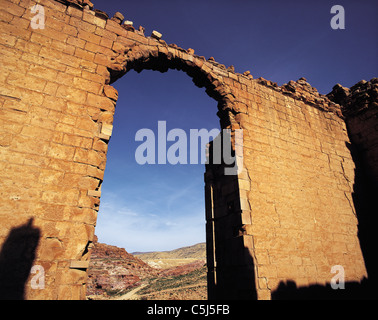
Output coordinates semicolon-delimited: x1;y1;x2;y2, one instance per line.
86;236;207;300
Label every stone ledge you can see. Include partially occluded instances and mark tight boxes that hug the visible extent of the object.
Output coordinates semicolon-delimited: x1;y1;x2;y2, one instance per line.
70;260;89;269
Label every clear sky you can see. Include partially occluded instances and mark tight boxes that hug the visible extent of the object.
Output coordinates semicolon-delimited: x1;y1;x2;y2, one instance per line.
92;0;377;252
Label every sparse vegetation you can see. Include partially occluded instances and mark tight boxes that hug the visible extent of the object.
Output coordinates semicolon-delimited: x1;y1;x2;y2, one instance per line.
87;239;207;300
133;265;207;300
134;243;206;261
139;265;207;295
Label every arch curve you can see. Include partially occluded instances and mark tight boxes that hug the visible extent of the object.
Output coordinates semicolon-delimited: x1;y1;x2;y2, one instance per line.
106;42;239;127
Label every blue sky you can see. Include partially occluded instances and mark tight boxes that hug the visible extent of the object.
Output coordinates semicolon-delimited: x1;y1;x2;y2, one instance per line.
96;70;218;252
93;0;377;252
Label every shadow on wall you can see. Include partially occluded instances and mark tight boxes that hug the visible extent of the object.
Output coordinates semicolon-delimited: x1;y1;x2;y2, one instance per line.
272;279;372;300
206;131;377;299
345;141;378;299
0;218;40;300
205;134;257;300
271;141;377;300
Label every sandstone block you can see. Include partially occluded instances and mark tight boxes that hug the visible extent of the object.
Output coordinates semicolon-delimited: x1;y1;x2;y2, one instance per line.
105;19;127;36
112;12;124;24
70;261;89;269
78;29;101;45
56;85;87;104
86;93;115;111
87;190;101;198
103;85;118;101
151;30;162;40
83;11;106;28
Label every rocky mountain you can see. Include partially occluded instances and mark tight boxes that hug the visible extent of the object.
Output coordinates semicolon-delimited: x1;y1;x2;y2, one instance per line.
86;236;159;297
86;237;207;300
134;242;206;260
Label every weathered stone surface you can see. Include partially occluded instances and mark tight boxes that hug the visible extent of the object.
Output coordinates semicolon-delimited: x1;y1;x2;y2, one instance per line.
103;84;118;101
111;12;124;24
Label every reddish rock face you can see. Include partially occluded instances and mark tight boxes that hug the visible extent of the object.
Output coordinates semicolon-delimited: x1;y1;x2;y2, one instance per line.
86;236;158;297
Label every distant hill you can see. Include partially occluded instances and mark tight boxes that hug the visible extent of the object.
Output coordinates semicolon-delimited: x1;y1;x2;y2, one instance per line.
133;242;206;260
86;238;207;300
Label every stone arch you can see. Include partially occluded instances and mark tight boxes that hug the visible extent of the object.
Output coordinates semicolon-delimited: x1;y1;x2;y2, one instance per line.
0;0;253;300
106;41;241;130
96;40;254;299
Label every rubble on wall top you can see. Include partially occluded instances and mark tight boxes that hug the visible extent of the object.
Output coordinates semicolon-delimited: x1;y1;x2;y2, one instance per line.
327;78;378;117
55;0;249;72
54;0;375;119
56;0;94;9
256;77;343;117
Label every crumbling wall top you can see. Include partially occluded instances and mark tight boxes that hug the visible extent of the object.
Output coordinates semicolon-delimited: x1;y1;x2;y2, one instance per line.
327;78;378;117
53;0;346;119
256;77;344;117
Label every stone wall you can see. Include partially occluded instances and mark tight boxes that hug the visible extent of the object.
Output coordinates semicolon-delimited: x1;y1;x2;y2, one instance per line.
328;79;378;185
238;80;367;299
0;0;370;299
327;78;378;295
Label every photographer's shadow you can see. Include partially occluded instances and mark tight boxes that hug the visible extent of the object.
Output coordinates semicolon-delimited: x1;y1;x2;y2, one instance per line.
0;218;40;300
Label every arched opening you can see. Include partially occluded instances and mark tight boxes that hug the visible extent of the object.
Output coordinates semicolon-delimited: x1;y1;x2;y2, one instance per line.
98;67;220;250
90;67;221;299
85;42;257;300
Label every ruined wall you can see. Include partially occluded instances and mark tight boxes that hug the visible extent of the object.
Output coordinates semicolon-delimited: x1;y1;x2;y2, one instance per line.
237;79;368;299
0;0;369;299
327;79;378;295
328;79;378;185
204;76;370;299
